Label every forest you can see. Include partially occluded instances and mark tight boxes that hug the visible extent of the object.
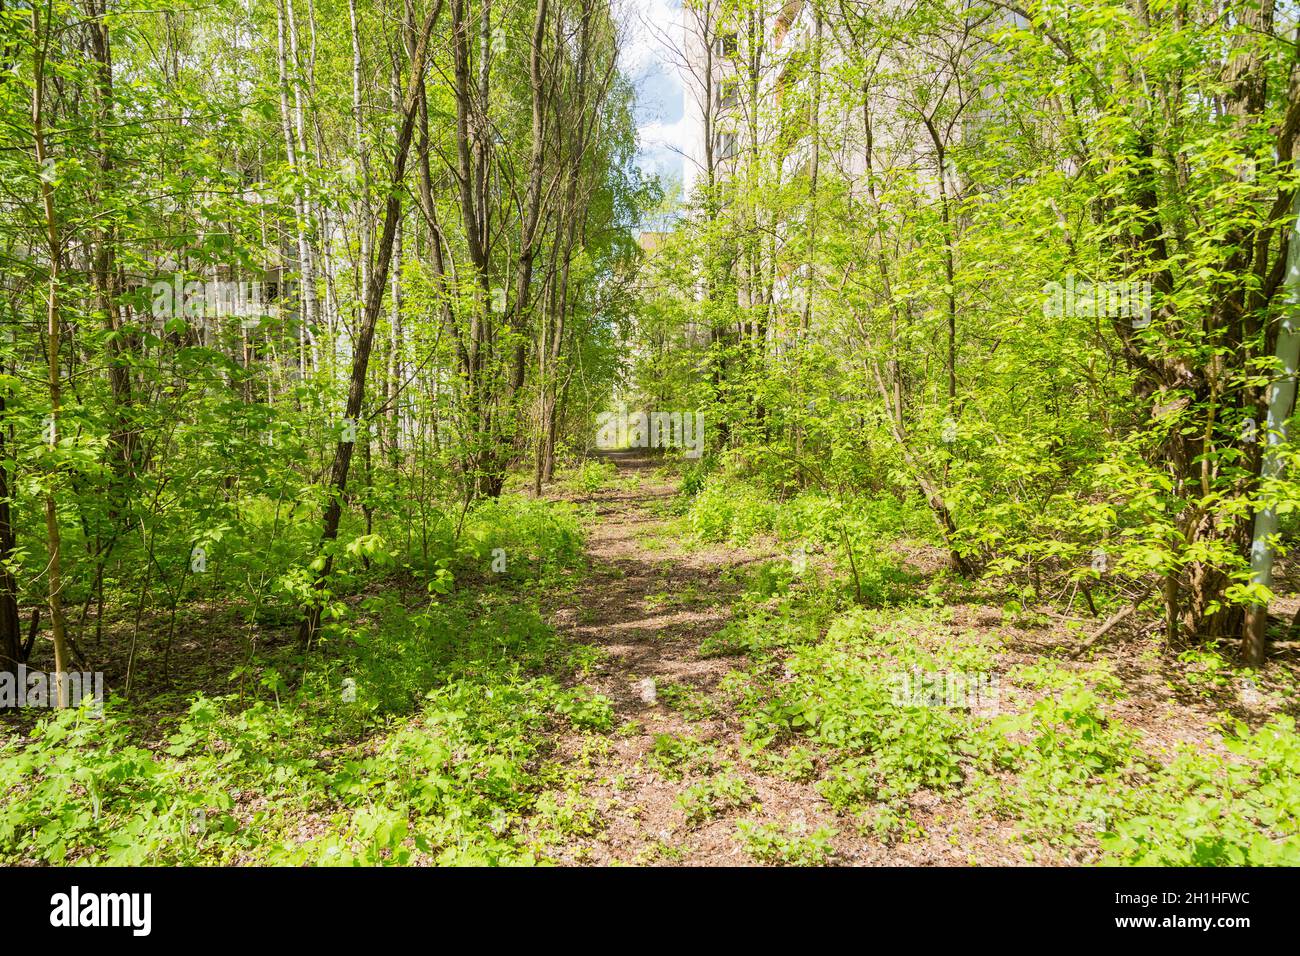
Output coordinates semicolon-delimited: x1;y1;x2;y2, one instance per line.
0;0;1298;868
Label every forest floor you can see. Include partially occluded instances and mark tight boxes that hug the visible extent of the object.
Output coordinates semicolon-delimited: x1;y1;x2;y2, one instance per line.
542;449;872;864
530;451;1300;866
6;450;1299;866
537;449;860;864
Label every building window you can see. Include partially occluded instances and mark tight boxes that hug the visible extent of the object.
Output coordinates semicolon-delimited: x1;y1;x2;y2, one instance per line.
716;77;739;111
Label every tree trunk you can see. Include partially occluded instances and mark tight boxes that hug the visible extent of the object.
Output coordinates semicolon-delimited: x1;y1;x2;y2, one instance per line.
31;4;72;705
298;0;443;647
1243;186;1300;665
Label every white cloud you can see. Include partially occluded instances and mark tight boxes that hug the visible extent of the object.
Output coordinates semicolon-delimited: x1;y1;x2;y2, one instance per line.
617;0;681;74
615;0;690;182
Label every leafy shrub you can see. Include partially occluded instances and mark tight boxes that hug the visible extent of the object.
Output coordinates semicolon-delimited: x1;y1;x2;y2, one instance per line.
676;772;754;826
687;481;778;543
458;495;584;579
1098;717;1300;865
736;819;837;866
553;688;616;732
561;458;618;494
645;733;715;780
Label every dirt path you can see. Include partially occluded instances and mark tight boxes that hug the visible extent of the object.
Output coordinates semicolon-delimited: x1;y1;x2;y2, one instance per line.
539;451;944;865
540;451;809;863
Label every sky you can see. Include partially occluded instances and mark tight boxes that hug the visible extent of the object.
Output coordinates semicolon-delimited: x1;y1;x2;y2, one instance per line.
616;0;691;190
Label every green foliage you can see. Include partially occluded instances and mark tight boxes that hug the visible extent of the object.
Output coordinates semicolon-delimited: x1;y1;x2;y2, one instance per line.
657;682;718;722
553;688;616;733
1099;718;1300;866
0;518;609;865
645;733;715;781
735;819;838;866
561;458;618;495
675;772;754;826
746;743;818;783
723;584;1300;864
687;480;778;544
456;495;586;581
630;0;1300;648
5;0;1300;874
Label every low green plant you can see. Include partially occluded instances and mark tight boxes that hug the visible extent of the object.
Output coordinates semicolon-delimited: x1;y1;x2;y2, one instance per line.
735;819;838;866
645;733;714;780
675;772;754;826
